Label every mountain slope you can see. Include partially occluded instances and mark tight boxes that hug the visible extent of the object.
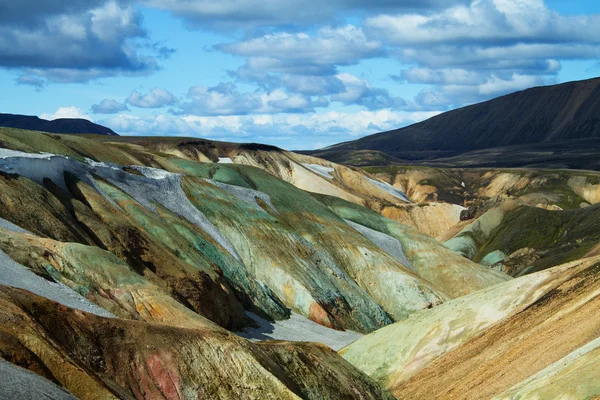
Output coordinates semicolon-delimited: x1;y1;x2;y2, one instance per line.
0;114;117;135
0;285;394;400
341;256;600;399
0;130;509;336
309;77;600;162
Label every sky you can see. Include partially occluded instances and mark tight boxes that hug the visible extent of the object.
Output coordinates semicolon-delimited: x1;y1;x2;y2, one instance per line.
0;0;599;150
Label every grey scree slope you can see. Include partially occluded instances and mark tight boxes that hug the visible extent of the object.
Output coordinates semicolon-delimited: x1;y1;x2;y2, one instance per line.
236;312;363;351
0;359;78;400
344;219;414;271
0;217;114;318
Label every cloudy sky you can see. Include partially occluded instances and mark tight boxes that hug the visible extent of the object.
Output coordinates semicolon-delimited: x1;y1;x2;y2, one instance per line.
0;0;599;149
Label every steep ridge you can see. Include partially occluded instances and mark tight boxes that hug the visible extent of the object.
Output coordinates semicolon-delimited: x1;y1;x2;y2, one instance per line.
365;166;600;209
494;336;600;399
307;77;600;162
0;130;513;331
341;256;600;399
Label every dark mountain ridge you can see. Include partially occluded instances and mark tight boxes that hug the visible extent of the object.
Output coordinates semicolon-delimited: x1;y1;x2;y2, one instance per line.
307;77;600;163
0;113;118;136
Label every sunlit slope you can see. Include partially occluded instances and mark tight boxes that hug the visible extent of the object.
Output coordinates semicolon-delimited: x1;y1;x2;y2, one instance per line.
312;193;509;298
341;256;600;399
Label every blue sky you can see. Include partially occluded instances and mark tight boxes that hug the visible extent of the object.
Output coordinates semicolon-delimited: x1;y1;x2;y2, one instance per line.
0;0;599;150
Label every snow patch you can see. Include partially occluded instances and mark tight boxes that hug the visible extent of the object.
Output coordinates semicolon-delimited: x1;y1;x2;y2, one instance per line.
218;157;234;164
344;219;414;271
302;163;335;179
236;312;362;351
366;177;411;203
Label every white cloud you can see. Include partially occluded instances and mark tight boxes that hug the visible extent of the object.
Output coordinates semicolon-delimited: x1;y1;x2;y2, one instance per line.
127;87;178;108
175;83;329;116
406;73;551;110
331;73;406;109
91;99;130;114
366;0;600;46
221;25;384;76
100;109;440;147
0;1;161;84
40;107;95;122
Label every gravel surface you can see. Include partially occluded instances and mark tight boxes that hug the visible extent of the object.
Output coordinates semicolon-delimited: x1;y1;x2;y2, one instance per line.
301;163;335;179
0;359;77;400
366;177;411;203
236;312;363;351
345;219;414;271
0;249;115;318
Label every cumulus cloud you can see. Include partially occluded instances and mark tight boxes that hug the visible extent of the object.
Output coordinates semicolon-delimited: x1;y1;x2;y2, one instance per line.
331;73;406;109
0;1;167;85
127;87;178;108
366;0;600;47
404;73;552;111
175;82;329;116
40;107;95;122
220;27;405;111
220;26;383;76
361;0;600;108
91;99;130;114
366;0;600;74
100;108;440;148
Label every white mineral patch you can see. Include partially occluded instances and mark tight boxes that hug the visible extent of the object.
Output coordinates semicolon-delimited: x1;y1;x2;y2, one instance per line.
236;312;363;351
205;179;278;213
0;248;115;318
366;177;411;203
344;219;414;271
0;359;78;400
218;157;234;164
302;163;335;179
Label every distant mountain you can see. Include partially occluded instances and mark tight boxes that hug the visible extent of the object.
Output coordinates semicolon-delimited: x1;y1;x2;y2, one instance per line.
308;77;600;165
0;113;118;136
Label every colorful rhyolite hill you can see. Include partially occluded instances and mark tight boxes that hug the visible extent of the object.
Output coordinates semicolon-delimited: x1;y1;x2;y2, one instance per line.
0;127;599;399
